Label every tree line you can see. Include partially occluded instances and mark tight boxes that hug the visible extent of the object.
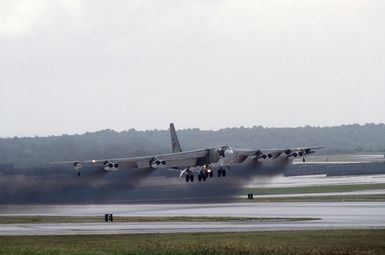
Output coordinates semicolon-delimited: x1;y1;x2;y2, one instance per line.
1;123;384;168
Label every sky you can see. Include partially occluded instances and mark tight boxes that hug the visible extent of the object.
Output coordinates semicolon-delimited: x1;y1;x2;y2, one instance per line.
0;0;384;137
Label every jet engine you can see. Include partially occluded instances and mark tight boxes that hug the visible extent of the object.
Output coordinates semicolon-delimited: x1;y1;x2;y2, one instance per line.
286;149;313;162
73;162;82;176
150;157;167;169
103;160;119;171
214;146;234;177
216;146;234;165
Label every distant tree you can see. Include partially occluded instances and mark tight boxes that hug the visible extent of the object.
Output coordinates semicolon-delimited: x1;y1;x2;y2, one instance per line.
0;123;385;168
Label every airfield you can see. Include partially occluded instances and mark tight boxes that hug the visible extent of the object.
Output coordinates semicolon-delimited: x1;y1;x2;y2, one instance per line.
1;172;385;235
1;161;385;254
1;156;385;236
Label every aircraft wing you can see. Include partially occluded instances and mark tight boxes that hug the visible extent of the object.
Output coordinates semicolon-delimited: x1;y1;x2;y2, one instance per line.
232;147;324;162
51;149;209;171
50;122;324;179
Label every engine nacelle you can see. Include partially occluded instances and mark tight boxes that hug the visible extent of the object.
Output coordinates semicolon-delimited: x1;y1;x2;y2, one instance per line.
216;146;234;167
103;160;119;171
150;157;167;169
266;152;282;159
287;151;306;158
73;162;83;170
73;162;82;176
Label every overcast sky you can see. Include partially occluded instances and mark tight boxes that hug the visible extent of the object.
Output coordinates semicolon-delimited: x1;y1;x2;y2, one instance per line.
0;0;384;137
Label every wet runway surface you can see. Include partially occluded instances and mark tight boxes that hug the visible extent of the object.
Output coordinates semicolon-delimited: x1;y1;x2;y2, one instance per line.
249;174;385;188
1;202;384;235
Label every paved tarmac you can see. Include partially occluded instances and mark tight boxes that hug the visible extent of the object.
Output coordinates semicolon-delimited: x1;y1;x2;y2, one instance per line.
1;202;384;235
249;174;385;188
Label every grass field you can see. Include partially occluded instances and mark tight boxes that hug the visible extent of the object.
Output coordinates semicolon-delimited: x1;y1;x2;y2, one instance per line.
242;194;385;202
242;183;385;196
304;154;385;163
0;216;318;224
239;183;385;202
1;229;384;255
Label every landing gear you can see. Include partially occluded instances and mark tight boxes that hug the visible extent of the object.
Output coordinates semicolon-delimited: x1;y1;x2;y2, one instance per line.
209;171;213;178
185;174;194;182
198;173;207;182
302;158;306;163
217;168;226;177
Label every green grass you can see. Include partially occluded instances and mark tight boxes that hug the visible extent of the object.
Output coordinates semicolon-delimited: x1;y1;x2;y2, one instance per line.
244;194;385;202
242;183;385;196
240;183;385;202
307;154;385;162
1;229;385;255
0;216;318;224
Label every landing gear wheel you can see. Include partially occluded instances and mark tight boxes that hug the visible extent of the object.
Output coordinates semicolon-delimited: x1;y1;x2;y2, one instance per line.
202;175;207;181
209;171;213;178
222;169;226;177
190;174;194;182
217;169;222;177
302;158;306;163
185;175;190;182
198;174;202;182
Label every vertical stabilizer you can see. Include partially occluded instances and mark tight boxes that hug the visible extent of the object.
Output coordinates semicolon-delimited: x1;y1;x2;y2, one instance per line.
170;123;182;153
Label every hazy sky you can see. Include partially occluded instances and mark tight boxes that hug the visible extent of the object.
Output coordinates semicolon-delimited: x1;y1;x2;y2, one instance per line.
1;0;384;137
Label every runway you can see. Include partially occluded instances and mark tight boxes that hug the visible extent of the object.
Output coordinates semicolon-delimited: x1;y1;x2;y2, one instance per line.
1;202;385;235
248;174;385;188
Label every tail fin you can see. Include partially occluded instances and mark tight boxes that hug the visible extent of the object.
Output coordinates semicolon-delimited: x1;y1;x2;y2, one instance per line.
170;123;182;153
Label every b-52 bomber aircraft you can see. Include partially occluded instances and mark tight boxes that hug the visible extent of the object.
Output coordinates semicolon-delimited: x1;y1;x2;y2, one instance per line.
52;123;323;183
